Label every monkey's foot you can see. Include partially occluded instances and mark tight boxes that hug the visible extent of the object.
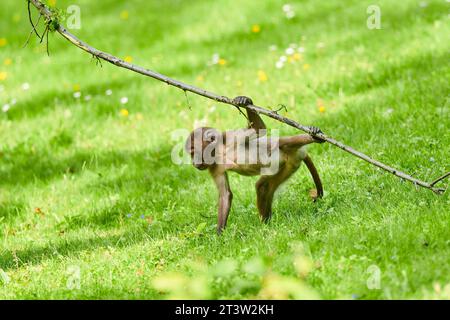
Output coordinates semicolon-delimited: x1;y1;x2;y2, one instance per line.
260;214;272;224
309;126;325;143
309;188;320;201
233;96;253;107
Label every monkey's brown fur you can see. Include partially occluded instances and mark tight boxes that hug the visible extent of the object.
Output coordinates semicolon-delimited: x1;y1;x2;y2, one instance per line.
186;96;324;234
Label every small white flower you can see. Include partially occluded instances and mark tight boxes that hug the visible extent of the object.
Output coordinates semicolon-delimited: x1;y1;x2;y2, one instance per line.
2;104;10;112
383;108;394;117
419;1;428;7
179;110;188;118
212;53;220;64
10;98;17;105
297;46;305;53
275;61;284;69
289;43;298;49
282;4;292;12
285;47;295;55
105;89;113;96
22;83;30;91
269;45;277;51
286;11;296;19
208;105;216;113
73;91;81;99
84;95;92;101
279;55;287;62
317;42;325;49
193;117;208;129
429;157;435;162
120;97;128;104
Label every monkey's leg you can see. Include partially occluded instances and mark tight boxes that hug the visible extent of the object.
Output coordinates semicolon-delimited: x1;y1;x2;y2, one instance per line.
278;134;316;149
213;172;233;234
303;155;323;200
278;127;325;150
256;165;298;222
256;177;272;222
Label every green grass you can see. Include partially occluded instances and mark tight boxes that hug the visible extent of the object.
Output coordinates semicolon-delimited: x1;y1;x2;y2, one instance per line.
0;0;449;299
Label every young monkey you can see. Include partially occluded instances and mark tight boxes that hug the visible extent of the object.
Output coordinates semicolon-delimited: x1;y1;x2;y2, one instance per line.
185;96;325;234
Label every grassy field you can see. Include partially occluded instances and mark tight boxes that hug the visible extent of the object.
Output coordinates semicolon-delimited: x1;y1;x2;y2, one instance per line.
0;0;449;299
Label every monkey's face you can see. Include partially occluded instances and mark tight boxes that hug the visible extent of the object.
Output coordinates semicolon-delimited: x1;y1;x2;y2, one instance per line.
185;127;219;170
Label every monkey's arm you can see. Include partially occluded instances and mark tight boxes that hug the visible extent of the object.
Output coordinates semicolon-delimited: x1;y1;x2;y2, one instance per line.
232;96;266;133
211;170;233;234
247;109;266;132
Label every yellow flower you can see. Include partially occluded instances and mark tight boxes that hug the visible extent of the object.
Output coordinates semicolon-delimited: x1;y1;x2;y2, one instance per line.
135;112;143;120
303;63;310;70
120;10;129;20
293;53;302;61
318;106;326;113
3;58;12;66
120;108;129;117
251;24;261;33
124;56;133;63
73;84;80;91
48;0;57;7
218;58;227;66
0;38;7;47
196;75;204;82
0;71;8;81
258;70;268;82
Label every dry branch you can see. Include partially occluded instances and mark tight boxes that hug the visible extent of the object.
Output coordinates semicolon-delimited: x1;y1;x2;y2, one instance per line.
28;0;447;194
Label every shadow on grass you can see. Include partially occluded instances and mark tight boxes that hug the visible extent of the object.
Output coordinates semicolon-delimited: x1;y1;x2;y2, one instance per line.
0;142;183;186
0;227;154;271
317;50;449;97
0;200;27;222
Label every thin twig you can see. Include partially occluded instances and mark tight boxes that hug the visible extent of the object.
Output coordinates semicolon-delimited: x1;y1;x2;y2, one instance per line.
92;54;103;67
23;14;42;48
430;172;450;187
235;105;249;121
27;0;42;40
40;24;48;44
27;0;448;194
275;104;288;113
183;90;192;110
46;26;49;56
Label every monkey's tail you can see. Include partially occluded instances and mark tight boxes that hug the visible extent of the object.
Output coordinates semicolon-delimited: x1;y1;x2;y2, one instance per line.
303;155;323;198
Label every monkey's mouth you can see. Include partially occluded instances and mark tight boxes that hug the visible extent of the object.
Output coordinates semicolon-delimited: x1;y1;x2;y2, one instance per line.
194;163;208;170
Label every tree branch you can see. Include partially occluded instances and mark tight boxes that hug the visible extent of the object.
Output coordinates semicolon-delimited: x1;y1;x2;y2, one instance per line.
27;0;447;194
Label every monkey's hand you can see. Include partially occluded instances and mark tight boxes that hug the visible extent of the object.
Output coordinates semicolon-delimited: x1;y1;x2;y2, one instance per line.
309;126;326;143
233;96;253;107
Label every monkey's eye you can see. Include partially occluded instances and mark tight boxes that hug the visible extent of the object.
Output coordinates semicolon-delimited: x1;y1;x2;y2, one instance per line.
204;130;217;143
